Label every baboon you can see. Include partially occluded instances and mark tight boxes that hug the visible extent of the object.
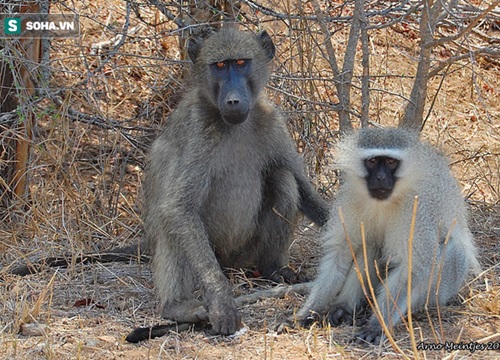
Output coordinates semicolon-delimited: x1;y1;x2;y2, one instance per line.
297;127;479;344
144;28;329;336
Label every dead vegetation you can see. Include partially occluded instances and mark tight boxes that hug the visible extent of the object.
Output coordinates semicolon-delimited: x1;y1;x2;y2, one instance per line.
0;0;499;359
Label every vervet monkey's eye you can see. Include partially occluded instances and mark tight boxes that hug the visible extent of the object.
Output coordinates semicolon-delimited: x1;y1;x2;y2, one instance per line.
215;61;226;69
385;158;399;169
235;59;246;66
365;157;378;168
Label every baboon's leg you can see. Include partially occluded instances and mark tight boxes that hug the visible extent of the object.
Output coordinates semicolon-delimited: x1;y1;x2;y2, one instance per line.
152;240;206;323
253;168;300;283
151;214;241;335
162;299;209;324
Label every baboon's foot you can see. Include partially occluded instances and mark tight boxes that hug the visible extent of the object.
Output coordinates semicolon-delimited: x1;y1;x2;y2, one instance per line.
161;299;209;324
162;298;241;336
206;297;242;335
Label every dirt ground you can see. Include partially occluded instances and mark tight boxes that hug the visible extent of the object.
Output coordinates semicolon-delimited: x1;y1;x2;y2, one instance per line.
0;215;499;360
1;1;499;359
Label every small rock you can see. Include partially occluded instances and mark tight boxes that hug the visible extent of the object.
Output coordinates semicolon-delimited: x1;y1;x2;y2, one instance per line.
21;323;47;337
98;335;116;343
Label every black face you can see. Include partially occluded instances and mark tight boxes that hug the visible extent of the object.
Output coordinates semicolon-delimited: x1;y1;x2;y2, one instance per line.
364;156;400;200
211;59;252;125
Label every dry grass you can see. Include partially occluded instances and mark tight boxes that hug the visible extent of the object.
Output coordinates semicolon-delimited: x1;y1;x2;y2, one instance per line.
1;1;499;359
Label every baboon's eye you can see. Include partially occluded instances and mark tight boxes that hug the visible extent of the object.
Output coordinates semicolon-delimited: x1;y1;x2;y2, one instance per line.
215;61;226;69
235;59;246;66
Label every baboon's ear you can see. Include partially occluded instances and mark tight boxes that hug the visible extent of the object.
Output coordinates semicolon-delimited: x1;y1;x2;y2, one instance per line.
188;37;203;63
258;30;275;61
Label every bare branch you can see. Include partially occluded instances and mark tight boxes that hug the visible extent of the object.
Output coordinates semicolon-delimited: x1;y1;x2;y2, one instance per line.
235;283;312;307
147;0;186;28
429;46;500;77
309;0;340;77
399;0;499;131
399;0;441;131
360;4;370;128
338;0;363;132
0;111;17;126
311;0;365;134
431;0;500;47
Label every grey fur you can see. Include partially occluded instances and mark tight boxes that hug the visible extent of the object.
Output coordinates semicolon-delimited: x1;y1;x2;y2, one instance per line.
297;127;480;344
143;28;329;335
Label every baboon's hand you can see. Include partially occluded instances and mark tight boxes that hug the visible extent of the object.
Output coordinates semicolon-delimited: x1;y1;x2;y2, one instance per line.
207;298;242;336
354;323;383;345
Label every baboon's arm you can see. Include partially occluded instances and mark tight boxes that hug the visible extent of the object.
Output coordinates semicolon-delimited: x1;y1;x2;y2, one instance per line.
269;138;330;227
295;174;330;226
167;213;233;295
157;202;241;335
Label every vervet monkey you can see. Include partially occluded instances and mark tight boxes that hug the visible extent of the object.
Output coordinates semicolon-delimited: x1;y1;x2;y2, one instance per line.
144;28;329;336
298;127;479;344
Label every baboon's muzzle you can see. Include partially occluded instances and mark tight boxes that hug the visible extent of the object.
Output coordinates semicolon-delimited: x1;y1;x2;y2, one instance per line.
219;91;251;125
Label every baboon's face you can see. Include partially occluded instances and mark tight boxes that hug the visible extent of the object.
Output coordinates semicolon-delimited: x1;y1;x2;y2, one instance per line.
188;29;275;125
210;58;253;124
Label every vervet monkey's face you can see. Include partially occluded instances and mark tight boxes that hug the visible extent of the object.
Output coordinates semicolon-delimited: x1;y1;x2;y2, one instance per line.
363;156;400;200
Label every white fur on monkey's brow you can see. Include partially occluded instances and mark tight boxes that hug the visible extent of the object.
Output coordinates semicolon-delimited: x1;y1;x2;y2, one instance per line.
360;148;407;160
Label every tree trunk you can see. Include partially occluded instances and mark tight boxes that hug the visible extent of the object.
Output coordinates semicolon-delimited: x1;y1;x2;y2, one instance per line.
0;2;42;207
